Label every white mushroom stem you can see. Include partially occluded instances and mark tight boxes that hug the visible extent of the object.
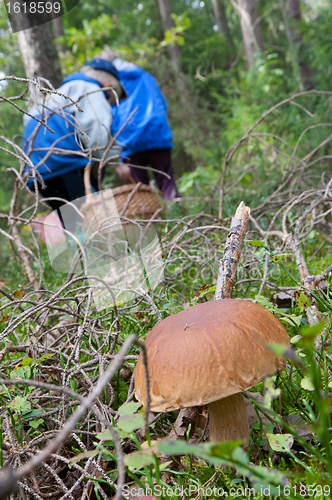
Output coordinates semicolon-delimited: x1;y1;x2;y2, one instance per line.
208;393;250;443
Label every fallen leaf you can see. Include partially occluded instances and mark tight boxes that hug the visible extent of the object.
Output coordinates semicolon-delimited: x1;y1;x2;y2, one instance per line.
301;377;315;391
267;433;294;452
198;284;209;294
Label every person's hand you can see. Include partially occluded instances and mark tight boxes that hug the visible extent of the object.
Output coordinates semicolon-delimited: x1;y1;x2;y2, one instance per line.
115;163;132;182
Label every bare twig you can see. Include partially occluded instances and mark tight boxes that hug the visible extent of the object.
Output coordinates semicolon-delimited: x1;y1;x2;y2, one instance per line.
0;334;138;495
215;201;251;300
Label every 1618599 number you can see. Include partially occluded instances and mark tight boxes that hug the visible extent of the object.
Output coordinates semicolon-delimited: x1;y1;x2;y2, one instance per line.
277;484;330;497
5;2;61;14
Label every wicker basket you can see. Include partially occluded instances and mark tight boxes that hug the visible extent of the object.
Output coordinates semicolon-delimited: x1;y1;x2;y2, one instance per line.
110;183;163;220
80;165;162;234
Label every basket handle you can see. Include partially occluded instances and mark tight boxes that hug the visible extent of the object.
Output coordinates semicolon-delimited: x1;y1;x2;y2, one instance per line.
83;163;93;197
84;162;137;196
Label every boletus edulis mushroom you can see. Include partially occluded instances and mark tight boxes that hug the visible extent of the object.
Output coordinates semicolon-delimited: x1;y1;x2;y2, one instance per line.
135;299;290;443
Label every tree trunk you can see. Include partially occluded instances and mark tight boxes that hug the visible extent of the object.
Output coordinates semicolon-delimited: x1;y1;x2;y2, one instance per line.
153;0;165;40
10;10;62;88
211;0;235;64
211;0;233;46
157;0;183;74
51;7;67;55
237;0;264;70
285;0;314;90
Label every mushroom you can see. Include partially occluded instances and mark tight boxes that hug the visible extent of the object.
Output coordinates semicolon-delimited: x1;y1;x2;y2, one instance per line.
134;299;290;443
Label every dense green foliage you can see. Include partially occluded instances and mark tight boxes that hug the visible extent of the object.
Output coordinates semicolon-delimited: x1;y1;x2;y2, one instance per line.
1;0;332;214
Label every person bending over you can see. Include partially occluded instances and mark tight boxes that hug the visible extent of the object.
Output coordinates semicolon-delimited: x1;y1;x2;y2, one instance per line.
23;58;127;213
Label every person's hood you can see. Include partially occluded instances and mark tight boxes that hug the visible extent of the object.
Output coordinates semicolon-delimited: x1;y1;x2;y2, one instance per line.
62;72;109;99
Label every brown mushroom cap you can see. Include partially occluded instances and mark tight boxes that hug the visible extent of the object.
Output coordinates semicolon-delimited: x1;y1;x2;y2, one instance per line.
135;299;290;412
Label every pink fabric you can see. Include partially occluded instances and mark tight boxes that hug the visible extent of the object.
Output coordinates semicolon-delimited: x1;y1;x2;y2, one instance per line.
138;497;158;500
32;212;65;245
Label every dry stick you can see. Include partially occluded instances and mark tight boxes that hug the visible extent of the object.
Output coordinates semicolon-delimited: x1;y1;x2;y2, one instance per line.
120;182;143;217
0;334;138;498
81;109;138;238
258;254;270;297
0;378;123;500
174;202;251;433
0;274;120;340
1;75;83;112
1;135;43;292
0;345;31;363
0;88;28;103
9;177;40;293
210;201;252;443
249;189;332;346
96;107;139;191
0;334;151;498
215;201;251;300
218;89;332;220
0;94;55;133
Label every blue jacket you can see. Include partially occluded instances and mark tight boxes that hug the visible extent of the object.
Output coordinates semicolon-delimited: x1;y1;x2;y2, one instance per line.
23;73;120;186
111;59;173;157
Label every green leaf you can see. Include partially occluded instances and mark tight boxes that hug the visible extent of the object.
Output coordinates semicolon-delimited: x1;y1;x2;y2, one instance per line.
101;453;117;462
117;413;144;433
266;342;290;358
294;290;312;311
270;253;292;263
157;439;200;456
280;315;302;327
118;402;142;417
70;450;100;462
118;429;131;439
247;240;266;247
231;446;249;465
301;377;315;391
267;433;294;452
301;322;326;342
263;378;280;407
290;334;302;344
35;353;53;364
246;466;288;495
29;418;44;429
266;343;301;365
157;440;241;460
209;441;242;457
10;366;32;379
255;295;273;310
96;428;131;441
159;460;173;470
96;429;114;441
20;358;33;367
22;409;43;419
123;449;155;470
8;396;31;413
156;439;288;494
